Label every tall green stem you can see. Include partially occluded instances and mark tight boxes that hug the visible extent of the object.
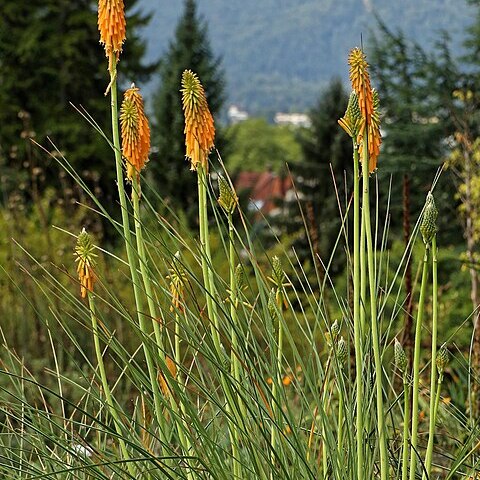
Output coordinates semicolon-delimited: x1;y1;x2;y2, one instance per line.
401;374;410;480
197;163;246;474
270;304;284;476
197;163;222;354
131;177;163;355
353;143;365;480
108;54;166;443
88;293;136;477
132;178;194;476
337;378;345;473
362;141;388;480
228;211;242;478
423;235;439;479
409;247;430;480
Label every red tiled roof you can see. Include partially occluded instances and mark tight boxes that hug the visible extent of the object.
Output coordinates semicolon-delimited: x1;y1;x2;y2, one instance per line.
235;171;293;213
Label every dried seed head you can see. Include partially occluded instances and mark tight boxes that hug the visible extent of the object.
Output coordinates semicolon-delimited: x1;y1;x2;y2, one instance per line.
337;336;348;363
420;192;438;246
120;85;150;180
394;338;408;373
181;70;215;171
436;344;449;375
98;0;126;61
218;175;238;215
74;228;97;298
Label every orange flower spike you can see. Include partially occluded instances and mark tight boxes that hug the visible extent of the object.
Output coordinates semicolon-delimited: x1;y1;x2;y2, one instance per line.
98;0;126;62
181;70;215;171
348;48;382;172
120;85;150;180
74;229;97;299
348;48;374;123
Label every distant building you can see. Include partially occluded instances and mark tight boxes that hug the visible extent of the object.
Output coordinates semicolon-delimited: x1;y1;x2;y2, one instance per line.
227;105;249;124
274;112;311;128
235;171;293;216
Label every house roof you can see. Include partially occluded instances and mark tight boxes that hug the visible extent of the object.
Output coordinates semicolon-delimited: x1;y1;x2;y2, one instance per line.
235;171;293;214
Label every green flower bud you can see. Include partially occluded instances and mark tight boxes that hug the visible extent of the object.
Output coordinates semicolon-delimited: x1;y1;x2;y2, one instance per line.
271;256;284;286
420;192;438;246
235;264;245;292
337;336;348;363
339;91;361;138
347;90;361;123
394;338;408;373
268;289;277;320
436;344;449;375
331;319;340;340
217;174;238;215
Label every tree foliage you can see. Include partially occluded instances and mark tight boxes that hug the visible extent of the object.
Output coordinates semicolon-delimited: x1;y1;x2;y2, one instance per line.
273;79;352;271
152;0;224;220
226;118;301;174
0;0;154;206
370;21;459;240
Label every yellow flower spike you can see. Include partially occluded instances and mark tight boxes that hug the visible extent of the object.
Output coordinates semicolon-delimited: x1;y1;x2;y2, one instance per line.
181;70;215;172
348;48;374;122
74;228;98;299
98;0;126;63
120;84;150;181
348;48;382;172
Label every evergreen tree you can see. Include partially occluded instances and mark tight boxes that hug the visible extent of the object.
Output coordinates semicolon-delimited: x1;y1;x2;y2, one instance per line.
152;0;224;219
0;0;154;205
277;79;352;273
370;22;456;238
370;21;457;362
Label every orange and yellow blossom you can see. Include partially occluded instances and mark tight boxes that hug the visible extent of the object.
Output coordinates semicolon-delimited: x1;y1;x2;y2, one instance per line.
120;85;150;181
181;70;215;172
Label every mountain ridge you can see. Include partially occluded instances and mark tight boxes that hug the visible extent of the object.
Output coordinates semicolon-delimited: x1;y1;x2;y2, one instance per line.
137;0;474;113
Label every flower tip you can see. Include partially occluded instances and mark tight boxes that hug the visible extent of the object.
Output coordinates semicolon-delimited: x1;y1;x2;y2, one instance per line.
181;70;215;171
120;85;150;180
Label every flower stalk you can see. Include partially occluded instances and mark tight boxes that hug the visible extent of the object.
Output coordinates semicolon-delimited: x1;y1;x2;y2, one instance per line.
75;230;136;476
100;8;166;444
394;338;410;480
409;199;434;479
424;217;440;479
218;175;243;477
339;89;365;479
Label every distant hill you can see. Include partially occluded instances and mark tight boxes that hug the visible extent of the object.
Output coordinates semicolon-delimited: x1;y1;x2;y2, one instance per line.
137;0;475;113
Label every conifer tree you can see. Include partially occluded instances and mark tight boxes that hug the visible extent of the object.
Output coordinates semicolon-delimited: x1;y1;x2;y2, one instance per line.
370;23;457;360
0;0;154;204
152;0;224;219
